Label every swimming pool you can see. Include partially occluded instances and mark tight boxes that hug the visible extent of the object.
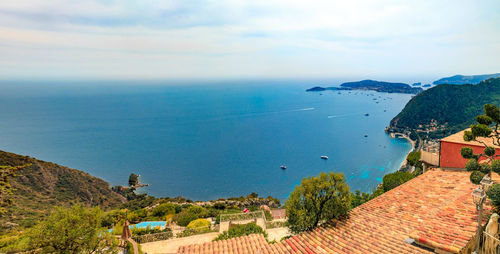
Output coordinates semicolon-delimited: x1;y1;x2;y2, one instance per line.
130;221;166;229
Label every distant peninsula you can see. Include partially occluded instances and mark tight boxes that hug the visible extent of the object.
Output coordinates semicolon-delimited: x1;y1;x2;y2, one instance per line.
433;73;500;85
388;77;500;138
306;80;423;94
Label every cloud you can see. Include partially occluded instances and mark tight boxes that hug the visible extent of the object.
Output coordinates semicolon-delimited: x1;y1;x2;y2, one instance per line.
0;0;499;80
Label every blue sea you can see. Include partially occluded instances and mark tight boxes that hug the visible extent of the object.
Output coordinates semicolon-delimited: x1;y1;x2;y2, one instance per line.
0;80;412;201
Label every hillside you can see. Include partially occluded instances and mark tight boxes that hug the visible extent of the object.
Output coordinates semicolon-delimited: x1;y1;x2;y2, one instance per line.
340;80;423;94
433;73;500;85
306;80;423;94
0;150;125;230
389;78;500;137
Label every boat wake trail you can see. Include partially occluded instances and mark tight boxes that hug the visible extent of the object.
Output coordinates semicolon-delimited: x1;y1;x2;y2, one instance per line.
327;112;364;118
208;107;315;122
248;107;315;116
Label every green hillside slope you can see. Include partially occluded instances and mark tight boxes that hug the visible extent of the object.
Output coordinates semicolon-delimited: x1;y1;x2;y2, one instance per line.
0;150;125;230
389;78;500;137
433;73;500;85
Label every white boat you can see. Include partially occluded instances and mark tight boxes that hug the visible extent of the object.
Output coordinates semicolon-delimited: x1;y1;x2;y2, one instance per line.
280;165;287;170
320;156;328;160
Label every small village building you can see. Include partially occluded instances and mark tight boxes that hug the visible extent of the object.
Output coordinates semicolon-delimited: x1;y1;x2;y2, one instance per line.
439;129;500;169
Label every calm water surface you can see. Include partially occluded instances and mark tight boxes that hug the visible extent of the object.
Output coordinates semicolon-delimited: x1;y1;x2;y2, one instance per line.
0;80;412;201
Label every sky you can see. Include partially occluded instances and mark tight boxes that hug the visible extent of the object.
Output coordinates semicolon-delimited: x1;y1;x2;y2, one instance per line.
0;0;499;80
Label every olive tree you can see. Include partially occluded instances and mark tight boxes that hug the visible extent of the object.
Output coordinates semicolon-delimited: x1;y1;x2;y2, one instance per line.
285;172;351;233
461;104;500;184
28;205;118;253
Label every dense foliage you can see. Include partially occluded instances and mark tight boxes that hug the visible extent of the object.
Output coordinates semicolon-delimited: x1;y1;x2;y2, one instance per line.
390;78;500;137
152;203;176;217
487;184;500;209
214;223;267;241
285;172;351;233
406;151;422;168
350;190;377;208
382;171;415;192
460;104;500;184
27;205;118;253
186;219;211;230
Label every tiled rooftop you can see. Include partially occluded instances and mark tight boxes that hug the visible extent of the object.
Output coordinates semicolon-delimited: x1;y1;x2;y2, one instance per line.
441;128;499;148
177;169;489;254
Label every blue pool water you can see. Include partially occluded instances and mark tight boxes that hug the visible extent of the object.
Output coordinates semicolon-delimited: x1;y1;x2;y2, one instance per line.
0;80;412;201
130;221;166;229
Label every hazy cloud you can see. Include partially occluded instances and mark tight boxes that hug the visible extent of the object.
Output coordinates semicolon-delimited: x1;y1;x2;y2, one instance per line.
0;0;499;80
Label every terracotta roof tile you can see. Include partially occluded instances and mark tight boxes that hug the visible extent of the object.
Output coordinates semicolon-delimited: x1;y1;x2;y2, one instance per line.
441;128;500;148
177;169;488;254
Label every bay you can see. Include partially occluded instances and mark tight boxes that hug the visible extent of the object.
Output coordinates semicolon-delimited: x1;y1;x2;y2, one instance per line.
0;80;412;201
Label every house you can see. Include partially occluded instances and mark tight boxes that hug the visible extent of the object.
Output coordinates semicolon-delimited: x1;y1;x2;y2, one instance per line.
439;129;500;169
177;169;490;254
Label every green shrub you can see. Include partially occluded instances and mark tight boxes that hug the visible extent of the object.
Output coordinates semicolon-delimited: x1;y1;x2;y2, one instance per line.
264;210;273;221
214;223;267;241
174;204;182;213
487;184;500;209
101;209;127;228
126;240;144;254
470;171;485;185
492;160;500;174
186;219;211;230
0;234;30;253
175;219;212;237
382;171;414;192
173;211;198;227
152;203;175;217
406;151;422;167
461;147;476;159
350;190;374;208
213;203;226;210
485;146;496;157
187;206;204;215
479;163;492;174
465;159;480;172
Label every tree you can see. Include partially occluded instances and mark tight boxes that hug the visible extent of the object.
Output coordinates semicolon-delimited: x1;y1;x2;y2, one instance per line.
27;205;118;253
461;104;500;184
285;172;351;233
0;164;30;213
350;190;374;209
382;171;414;192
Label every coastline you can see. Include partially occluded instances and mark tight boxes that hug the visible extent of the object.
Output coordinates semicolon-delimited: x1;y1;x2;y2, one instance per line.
392;133;416;170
